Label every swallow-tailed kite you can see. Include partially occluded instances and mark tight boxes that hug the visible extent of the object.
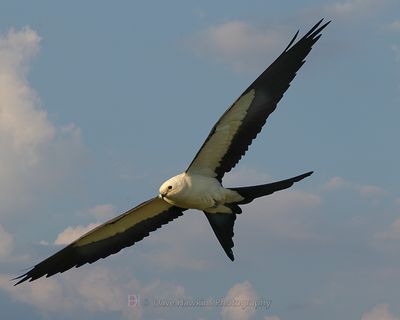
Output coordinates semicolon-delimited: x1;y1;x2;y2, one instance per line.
14;19;329;285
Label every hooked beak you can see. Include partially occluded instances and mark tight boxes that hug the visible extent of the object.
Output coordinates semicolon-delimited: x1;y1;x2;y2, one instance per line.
159;192;167;199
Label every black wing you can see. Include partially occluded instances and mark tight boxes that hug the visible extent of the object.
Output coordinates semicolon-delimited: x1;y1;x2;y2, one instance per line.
186;19;330;181
14;197;185;285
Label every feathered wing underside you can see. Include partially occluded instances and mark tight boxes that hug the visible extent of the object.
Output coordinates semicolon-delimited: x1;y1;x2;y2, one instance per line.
14;197;185;285
186;19;330;181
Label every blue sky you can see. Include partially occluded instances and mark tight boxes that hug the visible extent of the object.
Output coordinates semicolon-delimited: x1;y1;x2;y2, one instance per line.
1;1;400;319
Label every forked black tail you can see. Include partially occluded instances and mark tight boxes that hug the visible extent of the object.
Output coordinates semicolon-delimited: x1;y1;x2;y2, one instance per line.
204;171;313;261
230;171;313;205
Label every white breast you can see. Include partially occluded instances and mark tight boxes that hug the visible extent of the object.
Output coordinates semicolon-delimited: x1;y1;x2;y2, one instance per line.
162;172;241;210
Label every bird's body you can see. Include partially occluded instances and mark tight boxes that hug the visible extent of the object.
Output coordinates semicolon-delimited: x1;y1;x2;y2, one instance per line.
14;19;330;285
159;172;243;213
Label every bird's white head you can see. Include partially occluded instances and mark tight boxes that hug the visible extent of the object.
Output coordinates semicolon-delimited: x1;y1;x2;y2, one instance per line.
159;173;187;202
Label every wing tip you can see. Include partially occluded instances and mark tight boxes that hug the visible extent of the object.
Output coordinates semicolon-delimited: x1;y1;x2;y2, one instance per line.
294;171;314;182
304;170;314;177
284;19;331;53
13;266;46;285
304;19;331;39
12;273;31;286
283;29;300;52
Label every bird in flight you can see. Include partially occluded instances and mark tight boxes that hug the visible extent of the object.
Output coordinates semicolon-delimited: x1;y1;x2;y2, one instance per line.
15;19;329;285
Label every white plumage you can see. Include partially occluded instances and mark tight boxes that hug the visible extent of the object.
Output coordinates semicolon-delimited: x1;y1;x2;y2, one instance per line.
159;173;243;213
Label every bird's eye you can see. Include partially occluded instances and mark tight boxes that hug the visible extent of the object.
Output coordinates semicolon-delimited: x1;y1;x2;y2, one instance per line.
167;186;172;190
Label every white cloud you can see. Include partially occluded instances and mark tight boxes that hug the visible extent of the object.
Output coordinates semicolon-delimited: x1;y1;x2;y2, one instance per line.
188;21;287;72
0;273;73;312
259;190;321;216
189;1;389;72
387;20;400;32
374;217;400;240
54;222;100;245
324;176;387;201
221;281;258;320
53;204;115;245
0;27;85;214
0;266;187;319
0;27;50;202
0;28;53;160
323;176;349;190
359;185;387;198
361;303;399;320
0;268;142;318
68;267;139;313
0;225;13;259
244;190;321;241
322;0;387;18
